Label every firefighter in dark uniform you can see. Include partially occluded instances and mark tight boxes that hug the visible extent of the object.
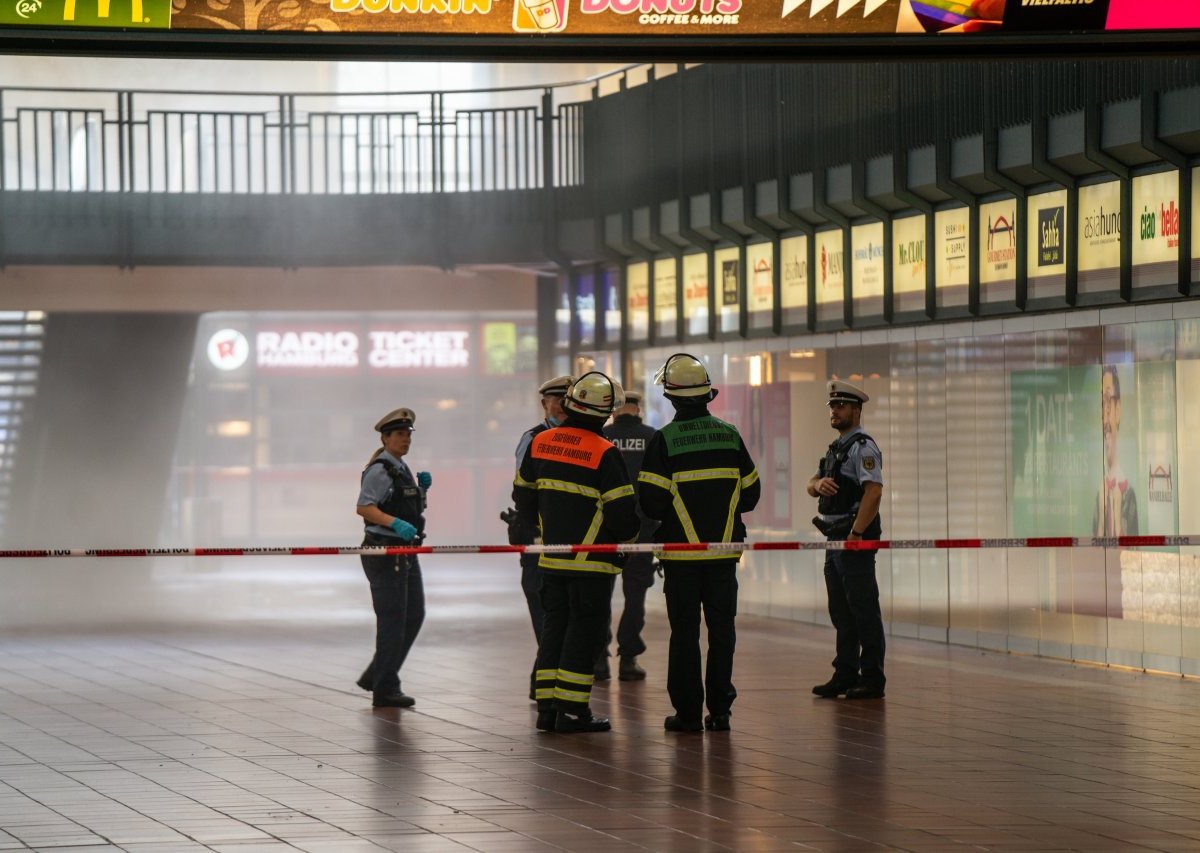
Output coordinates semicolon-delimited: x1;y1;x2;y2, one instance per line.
506;375;572;699
600;389;658;682
638;354;760;733
807;379;886;700
354;407;431;708
514;372;639;733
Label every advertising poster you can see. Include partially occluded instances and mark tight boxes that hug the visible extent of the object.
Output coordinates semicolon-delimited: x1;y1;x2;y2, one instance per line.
653;257;677;337
1078;180;1122;292
601;266;620;341
715;245;740;333
814;228;844;323
482;322;516;375
780;234;808;313
892;214;926;309
851;221;885;315
980;197;1017;300
935;206;969;307
1010;365;1101;540
682;251;709;337
1177;358;1200;540
626;261;649;340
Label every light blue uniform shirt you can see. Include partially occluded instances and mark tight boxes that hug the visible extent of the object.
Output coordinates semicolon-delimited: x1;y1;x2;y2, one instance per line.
358;450;412;539
816;426;883;522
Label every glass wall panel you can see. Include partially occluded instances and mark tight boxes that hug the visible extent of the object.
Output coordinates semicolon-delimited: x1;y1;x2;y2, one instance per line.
599;311;1200;675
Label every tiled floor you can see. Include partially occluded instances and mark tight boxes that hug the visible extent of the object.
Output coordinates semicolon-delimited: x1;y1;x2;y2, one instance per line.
3;556;1200;851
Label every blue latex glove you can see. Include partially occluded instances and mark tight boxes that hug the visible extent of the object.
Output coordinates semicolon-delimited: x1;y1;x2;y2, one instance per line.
390;518;417;541
417;471;432;489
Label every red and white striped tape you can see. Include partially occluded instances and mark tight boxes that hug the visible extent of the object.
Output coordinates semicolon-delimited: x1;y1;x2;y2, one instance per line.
0;535;1196;559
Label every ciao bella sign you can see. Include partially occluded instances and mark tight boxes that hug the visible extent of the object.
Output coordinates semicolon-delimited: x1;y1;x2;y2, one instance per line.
209;327;472;372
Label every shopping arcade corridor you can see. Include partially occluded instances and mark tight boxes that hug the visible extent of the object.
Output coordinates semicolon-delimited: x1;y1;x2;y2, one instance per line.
2;555;1200;852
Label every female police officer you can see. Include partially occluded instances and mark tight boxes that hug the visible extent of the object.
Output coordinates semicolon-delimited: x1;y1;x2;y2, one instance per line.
355;407;432;708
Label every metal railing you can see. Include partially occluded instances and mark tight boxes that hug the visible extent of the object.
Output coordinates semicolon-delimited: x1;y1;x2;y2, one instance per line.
0;66;651;196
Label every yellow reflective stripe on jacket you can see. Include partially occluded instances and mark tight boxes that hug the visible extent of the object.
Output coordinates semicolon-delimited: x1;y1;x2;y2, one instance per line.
658;548;745;561
672;491;700;543
639;470;673;491
578;506;604;551
536;478;601;500
514;472;535;489
741;468;760;489
535;687;555;699
723;481;741;541
538;555;622;574
601;483;634;503
673;467;740;484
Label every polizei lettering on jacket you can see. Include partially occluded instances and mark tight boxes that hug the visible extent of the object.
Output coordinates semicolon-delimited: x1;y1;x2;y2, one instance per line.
581;0;740;25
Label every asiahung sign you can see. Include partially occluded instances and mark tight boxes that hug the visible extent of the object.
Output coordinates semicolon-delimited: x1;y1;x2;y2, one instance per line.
2;0;1198;37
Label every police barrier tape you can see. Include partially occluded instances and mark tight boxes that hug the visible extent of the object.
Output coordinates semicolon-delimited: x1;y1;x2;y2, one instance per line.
1;536;1198;559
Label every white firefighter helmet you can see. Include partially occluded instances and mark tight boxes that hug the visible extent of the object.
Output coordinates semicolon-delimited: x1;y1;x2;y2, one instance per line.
654;353;712;397
563;371;618;417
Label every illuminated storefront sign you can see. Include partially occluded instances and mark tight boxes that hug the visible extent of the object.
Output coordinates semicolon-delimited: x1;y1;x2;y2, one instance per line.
1028;189;1067;277
891;214;925;296
7;0;1195;36
1131;170;1179;266
780;234;808;311
746;242;773;315
935;207;968;292
682;251;708;336
851;221;885;302
653;257;677;331
980;198;1017;288
626;261;649;339
237;327;471;371
1078;180;1122;273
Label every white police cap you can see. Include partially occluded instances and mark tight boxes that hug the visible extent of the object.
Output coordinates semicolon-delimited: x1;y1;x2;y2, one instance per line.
827;380;869;405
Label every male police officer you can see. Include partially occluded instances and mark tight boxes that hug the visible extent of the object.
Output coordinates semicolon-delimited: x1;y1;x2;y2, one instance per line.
355;407;431;708
511;376;574;640
807;380;886;700
639;354;760;733
601;389;659;681
514;372;639;733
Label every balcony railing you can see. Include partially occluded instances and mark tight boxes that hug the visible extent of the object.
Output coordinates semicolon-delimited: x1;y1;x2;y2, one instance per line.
0;66;643;196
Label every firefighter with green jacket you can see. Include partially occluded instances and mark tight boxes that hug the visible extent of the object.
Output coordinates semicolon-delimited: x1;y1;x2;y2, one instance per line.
514;371;640;734
638;354;760;733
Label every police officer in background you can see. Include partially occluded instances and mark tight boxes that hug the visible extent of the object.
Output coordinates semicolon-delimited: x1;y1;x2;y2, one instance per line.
639;354;760;733
599;389;658;682
807;380;886;700
514;372;639;733
506;375;573;699
355;407;431;708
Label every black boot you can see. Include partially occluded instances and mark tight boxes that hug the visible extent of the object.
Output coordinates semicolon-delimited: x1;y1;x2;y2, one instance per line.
811;675;857;698
618;656;646;681
555;709;611;733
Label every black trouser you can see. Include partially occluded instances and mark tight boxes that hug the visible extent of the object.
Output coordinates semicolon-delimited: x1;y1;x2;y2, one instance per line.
359;537;425;695
662;559;738;721
535;572;612;715
823;517;885;688
519;552;545;641
614;552;655;658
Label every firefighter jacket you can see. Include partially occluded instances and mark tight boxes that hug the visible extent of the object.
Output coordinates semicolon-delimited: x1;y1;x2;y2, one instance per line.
513;418;640;576
638;407;760;562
